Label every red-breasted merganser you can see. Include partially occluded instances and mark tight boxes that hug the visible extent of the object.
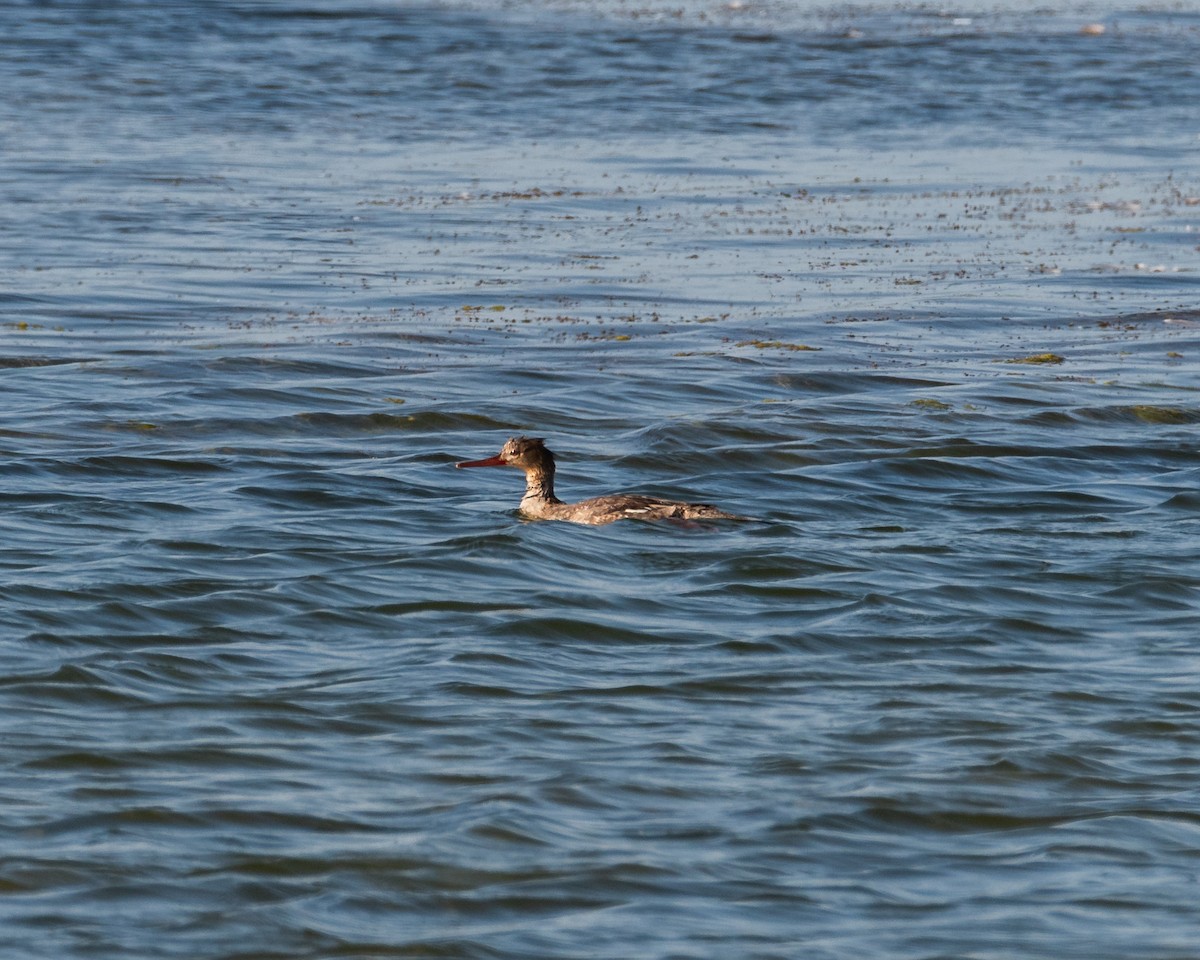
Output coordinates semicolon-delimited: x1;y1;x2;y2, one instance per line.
456;436;742;525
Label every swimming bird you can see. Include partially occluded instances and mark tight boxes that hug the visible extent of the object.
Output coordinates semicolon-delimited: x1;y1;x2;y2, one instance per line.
456;436;742;525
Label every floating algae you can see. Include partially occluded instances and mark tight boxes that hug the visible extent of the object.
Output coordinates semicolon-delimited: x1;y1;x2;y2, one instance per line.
1132;405;1191;424
736;340;820;352
909;398;953;411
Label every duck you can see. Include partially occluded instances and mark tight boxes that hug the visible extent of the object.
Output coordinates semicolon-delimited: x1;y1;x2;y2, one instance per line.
456;436;743;526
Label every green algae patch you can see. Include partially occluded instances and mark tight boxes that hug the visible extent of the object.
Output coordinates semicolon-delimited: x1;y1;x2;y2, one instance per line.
736;340;820;352
577;331;632;342
1006;353;1065;365
910;398;953;411
1132;405;1191;424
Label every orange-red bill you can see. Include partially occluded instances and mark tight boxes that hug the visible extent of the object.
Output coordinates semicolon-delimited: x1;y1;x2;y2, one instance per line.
456;454;506;468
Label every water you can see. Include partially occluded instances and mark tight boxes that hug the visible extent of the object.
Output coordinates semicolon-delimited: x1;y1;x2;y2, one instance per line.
3;1;1200;957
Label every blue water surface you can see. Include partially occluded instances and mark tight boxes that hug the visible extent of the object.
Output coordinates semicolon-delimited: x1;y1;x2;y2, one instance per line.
2;2;1199;958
